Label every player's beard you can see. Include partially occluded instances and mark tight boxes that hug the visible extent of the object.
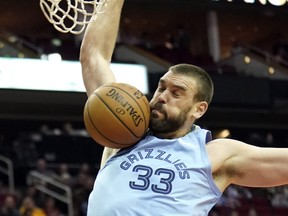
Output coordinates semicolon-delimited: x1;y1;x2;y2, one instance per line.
149;103;191;134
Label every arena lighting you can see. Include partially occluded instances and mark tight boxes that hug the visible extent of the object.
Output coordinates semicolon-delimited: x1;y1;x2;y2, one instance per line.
268;67;275;75
17;53;25;58
219;129;230;138
47;53;62;62
212;0;288;6
261;0;287;5
214;129;231;138
244;56;251;64
0;57;149;94
7;36;17;43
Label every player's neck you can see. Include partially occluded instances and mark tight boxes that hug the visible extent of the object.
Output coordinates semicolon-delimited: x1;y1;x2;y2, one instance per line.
153;127;193;139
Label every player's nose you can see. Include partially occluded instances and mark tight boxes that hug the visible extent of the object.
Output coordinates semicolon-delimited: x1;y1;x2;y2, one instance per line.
157;91;168;103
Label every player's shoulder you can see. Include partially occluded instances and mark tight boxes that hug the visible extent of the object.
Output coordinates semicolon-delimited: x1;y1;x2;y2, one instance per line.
205;138;248;187
207;138;247;146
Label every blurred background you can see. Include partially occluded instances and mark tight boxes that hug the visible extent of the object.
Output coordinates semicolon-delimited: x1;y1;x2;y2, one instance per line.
0;0;288;215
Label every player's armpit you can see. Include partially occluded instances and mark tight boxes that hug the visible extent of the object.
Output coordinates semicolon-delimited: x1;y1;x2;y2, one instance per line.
100;147;119;169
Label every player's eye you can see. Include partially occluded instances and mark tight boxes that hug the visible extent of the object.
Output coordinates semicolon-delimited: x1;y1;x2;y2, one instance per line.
172;91;180;97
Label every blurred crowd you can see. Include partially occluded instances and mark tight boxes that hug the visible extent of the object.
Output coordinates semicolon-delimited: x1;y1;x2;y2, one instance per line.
0;158;96;216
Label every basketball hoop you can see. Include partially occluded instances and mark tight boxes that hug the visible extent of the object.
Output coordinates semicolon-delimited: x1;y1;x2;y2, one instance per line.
39;0;108;34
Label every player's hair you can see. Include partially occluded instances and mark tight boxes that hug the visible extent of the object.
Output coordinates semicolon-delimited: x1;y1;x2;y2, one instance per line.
169;63;214;104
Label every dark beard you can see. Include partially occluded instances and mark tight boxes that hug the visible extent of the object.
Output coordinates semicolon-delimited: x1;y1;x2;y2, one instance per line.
149;105;190;134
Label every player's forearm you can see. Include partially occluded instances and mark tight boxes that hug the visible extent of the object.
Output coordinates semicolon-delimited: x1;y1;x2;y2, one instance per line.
231;146;288;187
80;0;125;95
80;0;124;62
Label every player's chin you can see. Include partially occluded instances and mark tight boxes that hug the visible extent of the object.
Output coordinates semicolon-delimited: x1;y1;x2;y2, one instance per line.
149;112;164;127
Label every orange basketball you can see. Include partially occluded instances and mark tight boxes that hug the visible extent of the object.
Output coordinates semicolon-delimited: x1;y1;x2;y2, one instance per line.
83;82;150;149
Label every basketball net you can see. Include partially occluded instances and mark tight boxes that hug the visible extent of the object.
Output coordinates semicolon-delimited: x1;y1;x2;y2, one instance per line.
39;0;107;34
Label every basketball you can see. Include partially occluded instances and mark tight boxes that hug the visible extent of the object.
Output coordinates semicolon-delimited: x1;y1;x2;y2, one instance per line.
83;82;150;149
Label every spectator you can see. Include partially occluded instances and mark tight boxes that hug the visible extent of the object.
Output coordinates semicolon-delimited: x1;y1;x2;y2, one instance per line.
62;122;87;136
0;181;9;206
174;24;191;51
26;158;56;206
0;194;20;216
229;209;239;216
73;176;94;216
43;197;61;216
56;163;72;186
270;185;288;208
137;31;153;51
19;196;46;216
216;185;241;209
23;185;46;210
71;164;94;216
28;158;56;181
247;207;258;216
77;163;92;178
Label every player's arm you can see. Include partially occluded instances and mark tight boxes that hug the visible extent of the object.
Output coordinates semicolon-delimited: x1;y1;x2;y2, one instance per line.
80;0;125;166
207;139;288;191
80;0;125;96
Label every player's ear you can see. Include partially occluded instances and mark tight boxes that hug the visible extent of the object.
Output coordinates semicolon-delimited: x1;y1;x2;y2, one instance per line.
192;101;208;119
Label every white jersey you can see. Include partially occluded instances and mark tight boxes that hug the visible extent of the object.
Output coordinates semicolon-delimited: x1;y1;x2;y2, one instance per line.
87;126;222;216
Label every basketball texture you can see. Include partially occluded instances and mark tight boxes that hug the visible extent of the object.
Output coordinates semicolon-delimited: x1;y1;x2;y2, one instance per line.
83;83;150;149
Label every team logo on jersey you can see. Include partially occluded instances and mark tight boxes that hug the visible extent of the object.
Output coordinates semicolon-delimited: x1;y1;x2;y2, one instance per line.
119;148;190;180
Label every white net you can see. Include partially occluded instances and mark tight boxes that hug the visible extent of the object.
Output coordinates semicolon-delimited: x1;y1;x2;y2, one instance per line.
40;0;107;34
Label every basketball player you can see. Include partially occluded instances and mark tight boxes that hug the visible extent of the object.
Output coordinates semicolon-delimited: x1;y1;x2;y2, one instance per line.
80;0;288;215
